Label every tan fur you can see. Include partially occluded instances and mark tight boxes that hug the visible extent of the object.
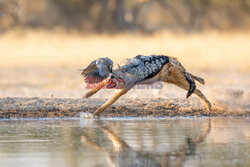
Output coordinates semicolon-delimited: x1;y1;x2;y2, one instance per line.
83;78;110;98
93;89;129;116
84;57;211;117
189;73;205;84
157;62;211;112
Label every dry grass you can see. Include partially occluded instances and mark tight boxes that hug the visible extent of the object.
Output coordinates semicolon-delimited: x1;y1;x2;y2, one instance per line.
0;30;249;72
0;30;249;114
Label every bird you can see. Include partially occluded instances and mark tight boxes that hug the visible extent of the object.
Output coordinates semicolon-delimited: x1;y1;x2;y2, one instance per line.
0;13;5;16
81;55;211;117
81;57;113;84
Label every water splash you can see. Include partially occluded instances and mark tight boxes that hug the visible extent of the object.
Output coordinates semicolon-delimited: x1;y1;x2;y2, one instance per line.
212;88;250;113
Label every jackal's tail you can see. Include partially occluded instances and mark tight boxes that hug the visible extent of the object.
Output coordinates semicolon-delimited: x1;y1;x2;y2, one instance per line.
169;57;205;98
184;72;205;98
184;71;196;98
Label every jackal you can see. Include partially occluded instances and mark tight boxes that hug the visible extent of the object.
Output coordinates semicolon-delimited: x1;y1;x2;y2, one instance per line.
81;55;211;117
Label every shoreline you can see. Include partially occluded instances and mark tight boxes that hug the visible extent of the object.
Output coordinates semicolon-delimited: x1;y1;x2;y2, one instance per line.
0;97;249;119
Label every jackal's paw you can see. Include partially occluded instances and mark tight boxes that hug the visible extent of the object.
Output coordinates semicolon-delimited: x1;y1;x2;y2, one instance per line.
204;104;212;116
80;112;94;119
92;115;101;119
207;103;212;112
81;113;100;119
84;115;94;119
200;78;205;85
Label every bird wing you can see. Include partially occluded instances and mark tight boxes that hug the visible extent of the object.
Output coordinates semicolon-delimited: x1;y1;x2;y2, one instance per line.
81;58;113;83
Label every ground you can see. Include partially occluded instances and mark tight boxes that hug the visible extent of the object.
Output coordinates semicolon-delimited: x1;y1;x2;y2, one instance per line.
0;97;249;119
0;30;249;118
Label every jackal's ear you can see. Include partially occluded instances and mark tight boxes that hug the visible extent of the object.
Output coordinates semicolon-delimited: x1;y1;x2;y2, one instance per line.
172;57;178;61
117;64;122;71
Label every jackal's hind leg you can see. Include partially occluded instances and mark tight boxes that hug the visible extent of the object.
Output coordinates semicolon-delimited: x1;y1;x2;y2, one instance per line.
162;65;211;112
193;89;212;112
175;79;211;112
189;73;205;85
177;81;211;112
93;88;130;116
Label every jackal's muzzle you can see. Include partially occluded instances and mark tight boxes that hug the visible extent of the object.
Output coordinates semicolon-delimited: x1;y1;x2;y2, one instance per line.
106;76;124;89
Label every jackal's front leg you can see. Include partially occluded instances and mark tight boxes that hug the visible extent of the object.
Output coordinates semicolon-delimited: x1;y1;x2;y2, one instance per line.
83;79;109;98
93;88;129;116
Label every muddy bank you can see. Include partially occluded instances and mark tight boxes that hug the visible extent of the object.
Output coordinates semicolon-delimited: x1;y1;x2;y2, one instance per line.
0;97;249;119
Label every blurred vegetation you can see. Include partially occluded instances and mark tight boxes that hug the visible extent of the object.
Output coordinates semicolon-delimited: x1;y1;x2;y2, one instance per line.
0;0;250;33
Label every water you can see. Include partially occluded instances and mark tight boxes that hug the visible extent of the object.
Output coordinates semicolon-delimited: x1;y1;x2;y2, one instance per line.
0;117;249;167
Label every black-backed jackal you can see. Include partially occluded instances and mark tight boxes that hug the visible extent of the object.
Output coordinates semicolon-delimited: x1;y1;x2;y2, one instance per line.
81;55;211;117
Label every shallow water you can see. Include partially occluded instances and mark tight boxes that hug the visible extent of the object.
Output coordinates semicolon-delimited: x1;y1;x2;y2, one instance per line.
0;117;249;167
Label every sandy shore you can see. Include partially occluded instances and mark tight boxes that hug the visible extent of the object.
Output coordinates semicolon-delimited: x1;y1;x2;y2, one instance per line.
0;31;249;119
0;97;249;119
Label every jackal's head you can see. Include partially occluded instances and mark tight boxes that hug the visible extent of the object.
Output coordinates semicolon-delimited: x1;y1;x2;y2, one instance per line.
106;68;126;89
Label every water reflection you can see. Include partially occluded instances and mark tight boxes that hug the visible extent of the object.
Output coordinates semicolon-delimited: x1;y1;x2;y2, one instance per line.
0;118;249;167
81;119;211;167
